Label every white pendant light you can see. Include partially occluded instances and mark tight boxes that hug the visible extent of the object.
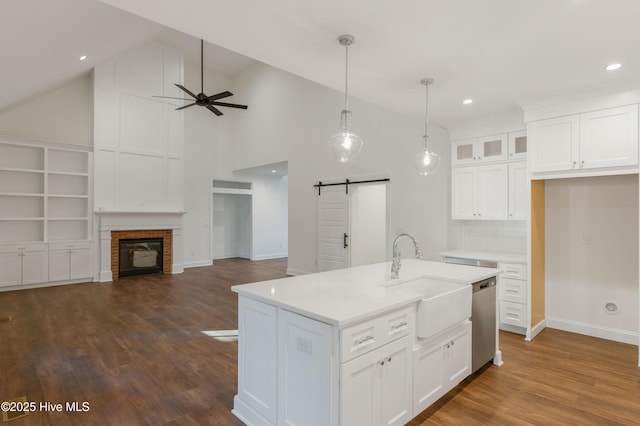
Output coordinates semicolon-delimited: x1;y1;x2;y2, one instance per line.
413;78;440;176
328;34;363;163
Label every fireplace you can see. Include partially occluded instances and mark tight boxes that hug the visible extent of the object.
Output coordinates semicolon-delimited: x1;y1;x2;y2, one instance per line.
118;238;163;277
110;229;173;280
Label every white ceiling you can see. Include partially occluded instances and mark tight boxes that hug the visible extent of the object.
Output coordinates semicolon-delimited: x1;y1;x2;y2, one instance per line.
4;0;640;130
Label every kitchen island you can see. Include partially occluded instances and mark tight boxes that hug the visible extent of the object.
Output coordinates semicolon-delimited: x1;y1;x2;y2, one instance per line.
231;259;501;426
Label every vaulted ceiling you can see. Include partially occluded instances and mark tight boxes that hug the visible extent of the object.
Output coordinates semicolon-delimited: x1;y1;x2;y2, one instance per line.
4;0;640;130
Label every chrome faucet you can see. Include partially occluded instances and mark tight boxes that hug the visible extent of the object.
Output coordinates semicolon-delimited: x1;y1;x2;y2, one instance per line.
391;233;423;279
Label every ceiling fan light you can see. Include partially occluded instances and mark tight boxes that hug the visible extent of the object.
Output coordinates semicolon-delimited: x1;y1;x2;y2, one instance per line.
413;150;440;176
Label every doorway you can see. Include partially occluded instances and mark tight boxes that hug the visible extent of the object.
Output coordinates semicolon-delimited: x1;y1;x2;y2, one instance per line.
316;180;388;272
211;180;253;260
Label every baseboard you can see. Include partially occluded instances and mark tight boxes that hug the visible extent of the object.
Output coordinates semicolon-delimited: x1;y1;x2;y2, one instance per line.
0;278;92;292
251;252;288;261
285;268;309;276
546;316;639;345
526;319;546;341
183;260;213;269
232;395;272;426
499;323;526;336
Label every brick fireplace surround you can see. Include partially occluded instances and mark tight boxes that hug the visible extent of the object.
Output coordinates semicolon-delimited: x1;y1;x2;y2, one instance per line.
110;229;173;280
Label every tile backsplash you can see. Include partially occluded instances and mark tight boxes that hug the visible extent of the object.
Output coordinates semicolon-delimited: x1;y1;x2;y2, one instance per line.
448;220;526;254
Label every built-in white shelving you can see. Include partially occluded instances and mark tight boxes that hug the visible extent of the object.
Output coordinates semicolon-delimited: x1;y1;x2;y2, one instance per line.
0;137;93;290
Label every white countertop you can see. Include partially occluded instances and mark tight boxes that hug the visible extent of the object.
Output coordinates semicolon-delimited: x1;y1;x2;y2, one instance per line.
232;259;500;327
440;249;527;264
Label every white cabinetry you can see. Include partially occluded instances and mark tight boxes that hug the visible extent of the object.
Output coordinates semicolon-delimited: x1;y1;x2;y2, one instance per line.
529;105;639;175
340;306;414;426
0;138;93;289
451;131;526;221
508;161;528;220
0;244;48;287
451;134;507;165
341;336;412;426
498;262;528;332
451;164;508;220
413;321;471;414
236;296;278;425
48;242;92;282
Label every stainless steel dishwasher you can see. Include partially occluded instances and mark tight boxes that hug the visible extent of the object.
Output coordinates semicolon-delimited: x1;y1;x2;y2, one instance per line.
443;257;497;373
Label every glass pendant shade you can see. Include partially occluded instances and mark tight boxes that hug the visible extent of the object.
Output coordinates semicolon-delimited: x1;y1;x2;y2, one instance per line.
414;78;439;175
413;144;440;175
328;34;362;163
328;109;363;163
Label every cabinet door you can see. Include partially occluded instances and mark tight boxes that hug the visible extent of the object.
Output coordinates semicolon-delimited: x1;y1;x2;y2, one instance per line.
412;339;444;415
237;297;278;424
508;162;528;221
529;115;579;173
477;164;508;220
69;248;92;280
381;337;412;426
580;105;639;169
341;348;380;426
0;252;21;287
278;310;333;426
49;250;70;282
451;139;478;165
508;130;528;160
443;323;471;388
21;251;47;285
478;134;507;162
451;166;477;220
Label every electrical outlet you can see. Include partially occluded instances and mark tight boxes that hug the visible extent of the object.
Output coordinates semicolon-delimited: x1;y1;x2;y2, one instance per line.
582;233;592;245
296;337;312;354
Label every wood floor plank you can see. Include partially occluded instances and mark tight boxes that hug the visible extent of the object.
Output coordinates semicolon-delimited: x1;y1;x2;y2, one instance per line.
1;257;639;425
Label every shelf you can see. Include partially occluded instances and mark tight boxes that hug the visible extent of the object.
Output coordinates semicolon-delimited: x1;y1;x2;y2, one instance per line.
0;144;44;170
0;170;44;194
48;197;88;218
0;220;44;242
0;195;44;218
47;174;88;196
48;217;89;221
48;220;88;241
0;217;44;221
48;149;88;174
48;171;89;177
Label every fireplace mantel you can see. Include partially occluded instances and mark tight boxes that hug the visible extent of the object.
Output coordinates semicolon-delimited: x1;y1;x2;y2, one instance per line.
96;211;184;282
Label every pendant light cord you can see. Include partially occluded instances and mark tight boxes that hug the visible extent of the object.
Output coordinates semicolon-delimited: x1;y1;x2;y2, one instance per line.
423;81;430;151
344;43;349;111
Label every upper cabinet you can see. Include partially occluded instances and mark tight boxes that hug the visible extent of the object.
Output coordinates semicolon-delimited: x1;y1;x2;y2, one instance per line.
451;134;507;165
451;130;527;221
529;104;639;176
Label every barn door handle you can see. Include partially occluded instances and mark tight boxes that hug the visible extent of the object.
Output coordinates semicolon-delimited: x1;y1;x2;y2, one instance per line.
343;233;349;249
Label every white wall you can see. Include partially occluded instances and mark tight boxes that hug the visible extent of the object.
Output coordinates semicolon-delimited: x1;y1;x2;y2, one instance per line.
231;63;450;274
212;193;251;259
0;75;92;146
545;175;639;344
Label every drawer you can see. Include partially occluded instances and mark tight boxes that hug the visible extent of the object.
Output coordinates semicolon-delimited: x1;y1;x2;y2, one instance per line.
499;277;527;304
380;306;414;345
499;301;526;328
499;262;527;280
340;317;383;362
0;242;47;253
49;241;91;251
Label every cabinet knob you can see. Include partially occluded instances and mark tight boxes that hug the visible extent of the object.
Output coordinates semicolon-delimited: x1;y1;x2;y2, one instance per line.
378;360;385;366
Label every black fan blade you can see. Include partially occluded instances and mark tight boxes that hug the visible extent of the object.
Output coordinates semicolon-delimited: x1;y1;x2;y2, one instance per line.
175;84;198;99
210;101;248;110
175;102;197;111
206;91;233;102
206;105;223;116
152;95;193;101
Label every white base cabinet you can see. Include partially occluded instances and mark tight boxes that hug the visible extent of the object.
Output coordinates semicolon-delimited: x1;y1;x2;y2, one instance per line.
234;296;475;426
48;241;92;282
413;321;471;414
341;336;412;426
0;243;47;288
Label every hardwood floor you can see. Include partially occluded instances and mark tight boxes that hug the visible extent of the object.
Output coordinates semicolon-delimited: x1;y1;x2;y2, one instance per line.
1;258;638;425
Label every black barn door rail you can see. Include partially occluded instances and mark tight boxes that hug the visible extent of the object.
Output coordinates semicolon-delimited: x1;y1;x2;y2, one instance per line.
313;178;390;195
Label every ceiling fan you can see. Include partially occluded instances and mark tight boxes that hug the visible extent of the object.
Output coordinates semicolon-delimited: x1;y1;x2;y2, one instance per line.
154;39;248;116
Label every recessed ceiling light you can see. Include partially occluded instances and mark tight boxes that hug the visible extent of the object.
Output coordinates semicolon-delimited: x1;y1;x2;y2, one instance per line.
79;55;87;61
271;169;277;173
605;63;621;71
462;98;473;105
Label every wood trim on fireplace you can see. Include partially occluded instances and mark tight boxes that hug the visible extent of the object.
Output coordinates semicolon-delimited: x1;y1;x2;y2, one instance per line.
111;229;172;280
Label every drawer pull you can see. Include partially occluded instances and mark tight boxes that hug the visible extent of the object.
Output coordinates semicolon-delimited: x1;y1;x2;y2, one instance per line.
391;321;408;331
354;336;375;346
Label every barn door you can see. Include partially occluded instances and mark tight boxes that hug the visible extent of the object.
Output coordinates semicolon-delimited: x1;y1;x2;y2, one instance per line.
317;185;350;272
